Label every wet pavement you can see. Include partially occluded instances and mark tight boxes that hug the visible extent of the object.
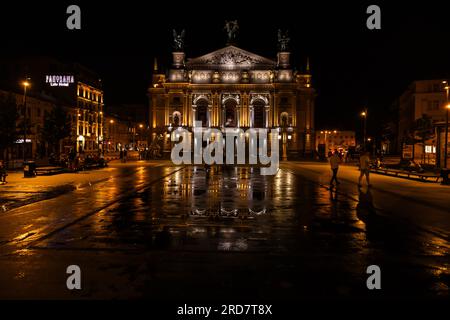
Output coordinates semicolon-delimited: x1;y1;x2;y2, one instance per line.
0;183;76;212
0;163;448;299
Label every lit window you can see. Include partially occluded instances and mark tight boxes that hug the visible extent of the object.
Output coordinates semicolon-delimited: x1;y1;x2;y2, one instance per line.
425;145;436;153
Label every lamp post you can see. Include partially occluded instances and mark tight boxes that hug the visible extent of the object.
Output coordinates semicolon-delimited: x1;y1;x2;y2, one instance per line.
443;81;449;168
361;109;367;151
109;119;114;152
138;124;144;157
22;79;30;162
139;124;144;145
98;111;103;153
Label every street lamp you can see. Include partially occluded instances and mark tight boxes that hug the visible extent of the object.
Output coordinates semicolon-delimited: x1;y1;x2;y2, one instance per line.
22;79;30;162
97;110;104;153
445;104;450;168
108;119;115;152
136;124;145;154
360;109;368;151
443;81;449;168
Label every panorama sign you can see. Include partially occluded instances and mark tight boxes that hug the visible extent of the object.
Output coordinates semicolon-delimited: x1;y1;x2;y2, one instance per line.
45;75;75;87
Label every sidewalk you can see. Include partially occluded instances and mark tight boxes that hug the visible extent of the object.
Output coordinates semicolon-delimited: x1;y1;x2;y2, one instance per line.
0;167;117;212
0;160;169;211
282;161;450;238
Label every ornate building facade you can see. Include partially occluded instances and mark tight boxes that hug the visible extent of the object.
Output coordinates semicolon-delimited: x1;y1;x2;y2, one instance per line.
0;57;104;162
148;27;315;160
75;81;104;153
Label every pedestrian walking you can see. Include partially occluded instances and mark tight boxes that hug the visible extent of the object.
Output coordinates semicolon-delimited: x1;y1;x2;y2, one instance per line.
68;148;76;170
0;160;8;184
120;149;124;163
329;150;340;186
358;151;371;187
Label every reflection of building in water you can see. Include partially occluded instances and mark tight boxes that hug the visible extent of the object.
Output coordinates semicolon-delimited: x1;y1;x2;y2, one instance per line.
148;26;316;160
186;167;271;216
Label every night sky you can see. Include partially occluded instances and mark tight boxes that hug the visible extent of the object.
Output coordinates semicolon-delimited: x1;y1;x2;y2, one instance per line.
2;0;450;138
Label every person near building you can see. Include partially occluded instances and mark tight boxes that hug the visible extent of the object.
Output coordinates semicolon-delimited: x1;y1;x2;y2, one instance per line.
123;148;128;163
0;160;8;184
329;150;341;186
68;148;76;170
358;151;372;187
120;149;124;163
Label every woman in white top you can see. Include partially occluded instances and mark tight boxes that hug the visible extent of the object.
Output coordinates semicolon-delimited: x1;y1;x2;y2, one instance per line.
358;151;371;187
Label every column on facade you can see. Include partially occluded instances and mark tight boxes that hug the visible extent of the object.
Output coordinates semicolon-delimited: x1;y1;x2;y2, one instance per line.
221;103;226;128
192;104;197;127
272;94;277;127
186;94;191;127
243;92;249;127
183;94;188;126
207;105;212;127
265;105;269;128
237;104;240;127
164;94;170;126
212;92;219;127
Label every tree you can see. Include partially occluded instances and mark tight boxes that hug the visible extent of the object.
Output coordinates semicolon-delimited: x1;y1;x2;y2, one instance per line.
0;94;19;160
413;114;435;164
41;105;71;156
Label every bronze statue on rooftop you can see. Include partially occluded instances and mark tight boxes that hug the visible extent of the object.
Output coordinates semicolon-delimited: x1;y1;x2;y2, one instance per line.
224;20;239;45
278;29;290;52
172;29;185;51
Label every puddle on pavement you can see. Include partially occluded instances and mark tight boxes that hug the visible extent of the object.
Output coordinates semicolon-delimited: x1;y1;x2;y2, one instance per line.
36;166;368;252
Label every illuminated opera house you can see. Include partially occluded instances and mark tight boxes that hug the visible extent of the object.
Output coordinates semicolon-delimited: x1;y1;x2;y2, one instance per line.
148;23;316;160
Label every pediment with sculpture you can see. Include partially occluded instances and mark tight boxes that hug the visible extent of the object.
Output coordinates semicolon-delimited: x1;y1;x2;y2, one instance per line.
186;46;276;70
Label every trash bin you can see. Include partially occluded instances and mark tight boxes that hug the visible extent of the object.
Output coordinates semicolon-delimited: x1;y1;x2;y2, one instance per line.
23;161;36;178
441;168;450;185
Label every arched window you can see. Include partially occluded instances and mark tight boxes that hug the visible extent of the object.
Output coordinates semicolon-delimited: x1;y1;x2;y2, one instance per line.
224;99;237;127
253;100;265;128
196;100;208;127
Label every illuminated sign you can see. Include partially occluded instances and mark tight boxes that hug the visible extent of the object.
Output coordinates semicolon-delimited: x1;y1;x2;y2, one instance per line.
45;75;74;87
14;139;32;144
